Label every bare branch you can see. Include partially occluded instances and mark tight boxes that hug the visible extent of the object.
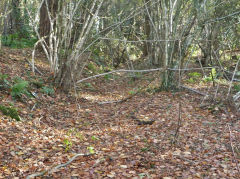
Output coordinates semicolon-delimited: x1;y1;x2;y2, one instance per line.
227;56;240;97
180;85;207;96
76;67;218;84
26;153;93;179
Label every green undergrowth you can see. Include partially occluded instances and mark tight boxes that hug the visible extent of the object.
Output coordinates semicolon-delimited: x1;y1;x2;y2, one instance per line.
0;73;55;121
11;77;31;99
0;73;55;99
0;104;20;121
0;73;10;89
1;32;37;48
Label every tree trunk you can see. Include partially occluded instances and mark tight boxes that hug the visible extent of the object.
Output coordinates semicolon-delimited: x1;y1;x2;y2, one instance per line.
3;0;22;36
11;0;21;34
54;62;73;92
39;0;58;48
143;0;151;57
0;0;8;49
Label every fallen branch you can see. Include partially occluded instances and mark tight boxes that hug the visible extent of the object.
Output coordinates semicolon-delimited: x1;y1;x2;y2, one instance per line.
76;67;218;84
172;101;182;145
26;170;47;179
227;124;240;176
26;153;93;179
77;68;165;84
98;100;122;104
180;85;207;96
24;58;43;75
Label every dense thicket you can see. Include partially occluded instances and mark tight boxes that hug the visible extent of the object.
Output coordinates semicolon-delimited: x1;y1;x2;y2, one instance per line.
0;0;239;92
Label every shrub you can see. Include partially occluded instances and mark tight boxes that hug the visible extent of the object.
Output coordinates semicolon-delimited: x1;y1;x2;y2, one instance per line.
31;79;44;88
87;62;97;74
11;78;30;99
0;73;10;90
186;78;195;83
63;138;72;152
202;76;212;82
202;68;217;83
104;74;113;80
1;33;37;48
188;72;201;78
234;83;240;92
41;86;55;96
0;105;20;121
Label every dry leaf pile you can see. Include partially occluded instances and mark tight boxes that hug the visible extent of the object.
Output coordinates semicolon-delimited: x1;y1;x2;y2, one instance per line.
0;48;239;178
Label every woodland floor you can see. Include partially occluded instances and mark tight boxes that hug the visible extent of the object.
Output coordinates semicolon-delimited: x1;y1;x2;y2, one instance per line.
0;48;240;179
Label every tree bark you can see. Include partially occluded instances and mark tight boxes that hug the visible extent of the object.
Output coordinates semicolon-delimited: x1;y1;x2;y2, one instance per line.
39;0;58;48
143;0;151;57
54;62;73;92
3;0;22;36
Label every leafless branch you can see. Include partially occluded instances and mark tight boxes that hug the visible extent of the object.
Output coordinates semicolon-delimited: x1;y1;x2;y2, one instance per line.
180;85;207;96
26;153;93;179
24;58;43;76
227;56;240;97
76;67;218;84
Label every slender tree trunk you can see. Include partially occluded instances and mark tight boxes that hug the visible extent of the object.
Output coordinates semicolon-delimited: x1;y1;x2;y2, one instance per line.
0;0;8;49
143;0;151;57
11;0;22;34
3;0;22;36
39;0;58;47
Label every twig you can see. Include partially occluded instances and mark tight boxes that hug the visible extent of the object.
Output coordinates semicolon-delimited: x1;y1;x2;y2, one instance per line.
26;153;93;179
172;101;182;145
26;171;47;179
213;50;230;81
200;85;211;107
214;82;220;99
227;124;240;176
98;100;122;104
31;103;37;112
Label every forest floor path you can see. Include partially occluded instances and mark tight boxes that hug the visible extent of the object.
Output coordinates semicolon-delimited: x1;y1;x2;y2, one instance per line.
0;48;239;178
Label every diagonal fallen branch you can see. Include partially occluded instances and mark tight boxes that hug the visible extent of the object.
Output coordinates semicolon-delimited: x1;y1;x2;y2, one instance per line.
26;153;93;179
24;58;43;75
180;85;207;96
76;67;218;84
77;68;165;84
